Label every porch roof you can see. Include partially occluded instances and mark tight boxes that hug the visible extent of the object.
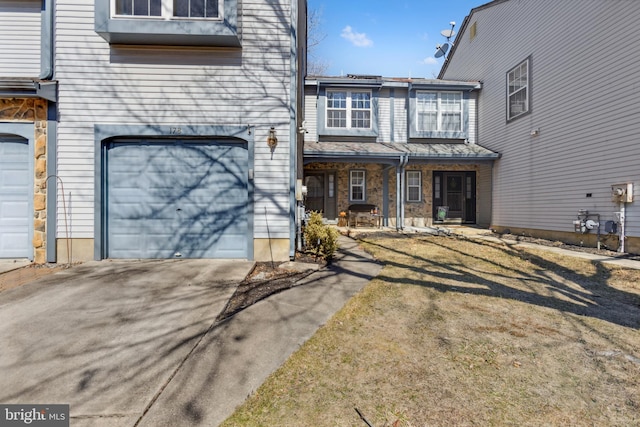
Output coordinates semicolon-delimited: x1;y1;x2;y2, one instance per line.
304;141;500;163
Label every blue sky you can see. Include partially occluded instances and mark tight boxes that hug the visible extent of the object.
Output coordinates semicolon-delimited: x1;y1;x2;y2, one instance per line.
307;0;484;78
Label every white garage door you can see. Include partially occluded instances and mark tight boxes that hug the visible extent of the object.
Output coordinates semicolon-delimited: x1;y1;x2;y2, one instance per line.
106;140;249;259
0;138;30;258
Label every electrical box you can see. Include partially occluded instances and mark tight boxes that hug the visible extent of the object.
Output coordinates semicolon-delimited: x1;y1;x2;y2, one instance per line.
295;179;308;201
611;183;633;203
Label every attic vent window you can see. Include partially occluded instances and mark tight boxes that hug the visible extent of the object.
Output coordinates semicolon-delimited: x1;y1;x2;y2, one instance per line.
470;21;477;40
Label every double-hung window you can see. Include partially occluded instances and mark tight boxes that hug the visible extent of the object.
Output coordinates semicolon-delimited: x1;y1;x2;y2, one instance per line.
114;0;221;19
406;171;422;202
507;57;530;120
350;170;366;202
416;91;462;132
326;90;371;129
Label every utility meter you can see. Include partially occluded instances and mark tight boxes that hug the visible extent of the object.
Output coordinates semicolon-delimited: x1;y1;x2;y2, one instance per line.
611;183;634;203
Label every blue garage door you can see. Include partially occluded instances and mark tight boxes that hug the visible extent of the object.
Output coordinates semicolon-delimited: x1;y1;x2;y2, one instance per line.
106;140;248;259
0;138;30;258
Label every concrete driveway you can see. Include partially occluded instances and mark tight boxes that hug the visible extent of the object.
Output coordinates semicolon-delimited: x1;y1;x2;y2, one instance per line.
0;258;254;426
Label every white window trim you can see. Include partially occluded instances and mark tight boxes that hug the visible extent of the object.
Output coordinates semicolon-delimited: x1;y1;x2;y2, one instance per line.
326;90;372;130
416;91;463;132
406;170;422;202
112;0;223;20
349;170;366;202
507;57;530;121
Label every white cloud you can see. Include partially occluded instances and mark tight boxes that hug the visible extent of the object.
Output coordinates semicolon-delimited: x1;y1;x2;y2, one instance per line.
422;57;438;65
341;26;373;47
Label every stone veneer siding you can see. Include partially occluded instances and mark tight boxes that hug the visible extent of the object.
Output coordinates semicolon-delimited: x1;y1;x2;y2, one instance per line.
305;161;480;227
0;98;48;263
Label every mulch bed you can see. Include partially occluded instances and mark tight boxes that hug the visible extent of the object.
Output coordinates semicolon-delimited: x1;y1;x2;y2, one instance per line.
216;254;326;321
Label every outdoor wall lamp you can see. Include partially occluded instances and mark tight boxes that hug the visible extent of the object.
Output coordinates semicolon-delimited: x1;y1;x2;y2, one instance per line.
267;127;278;150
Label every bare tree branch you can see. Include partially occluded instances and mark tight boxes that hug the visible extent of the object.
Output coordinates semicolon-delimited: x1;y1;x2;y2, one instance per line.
307;6;329;76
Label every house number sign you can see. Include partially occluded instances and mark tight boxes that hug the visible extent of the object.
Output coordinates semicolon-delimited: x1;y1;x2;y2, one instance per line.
170;127;182;135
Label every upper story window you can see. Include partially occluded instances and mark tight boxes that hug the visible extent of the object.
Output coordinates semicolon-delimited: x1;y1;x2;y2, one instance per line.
114;0;221;19
416;91;462;132
327;90;372;130
507;57;530;121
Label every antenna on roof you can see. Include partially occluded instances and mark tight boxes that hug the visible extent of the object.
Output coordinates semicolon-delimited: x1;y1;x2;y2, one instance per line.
434;21;455;59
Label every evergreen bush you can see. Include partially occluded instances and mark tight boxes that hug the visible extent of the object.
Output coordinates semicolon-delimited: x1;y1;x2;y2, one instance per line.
303;211;339;260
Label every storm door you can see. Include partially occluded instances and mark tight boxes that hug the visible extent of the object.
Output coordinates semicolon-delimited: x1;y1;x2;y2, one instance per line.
433;171;476;223
304;171;337;220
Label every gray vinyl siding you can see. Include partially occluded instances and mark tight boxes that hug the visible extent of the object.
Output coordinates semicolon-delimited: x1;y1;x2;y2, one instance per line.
55;0;293;240
303;86;318;143
392;88;408;143
476;162;492;227
0;0;41;77
378;88;391;142
467;93;477;145
442;0;640;238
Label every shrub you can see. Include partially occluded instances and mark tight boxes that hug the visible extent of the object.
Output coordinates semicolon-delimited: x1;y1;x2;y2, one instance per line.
303;211;339;260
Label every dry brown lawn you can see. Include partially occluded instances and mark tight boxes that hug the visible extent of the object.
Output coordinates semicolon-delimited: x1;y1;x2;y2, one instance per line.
221;234;640;427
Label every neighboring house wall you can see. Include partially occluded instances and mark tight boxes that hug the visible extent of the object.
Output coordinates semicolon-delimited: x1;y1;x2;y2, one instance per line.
441;0;640;252
0;0;53;263
54;0;300;262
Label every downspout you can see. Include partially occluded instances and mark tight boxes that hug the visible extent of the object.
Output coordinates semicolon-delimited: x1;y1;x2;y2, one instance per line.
396;154;409;230
396;159;402;230
42;0;57;262
39;0;54;80
288;0;299;259
400;154;409;228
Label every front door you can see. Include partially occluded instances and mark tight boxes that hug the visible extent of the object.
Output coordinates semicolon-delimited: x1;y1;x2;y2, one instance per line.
444;174;464;219
304;171;337;220
433;171;476;223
